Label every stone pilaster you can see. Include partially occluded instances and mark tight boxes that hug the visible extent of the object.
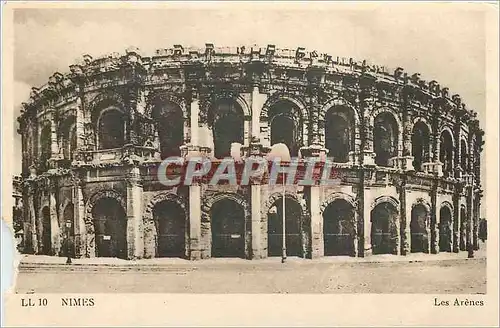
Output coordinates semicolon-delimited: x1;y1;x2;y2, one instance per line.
452;187;461;253
49;179;61;256
74;84;85;150
460;206;467;251
394;209;401;255
251;85;262;141
125;166;144;259
26;181;38;254
307;185;324;258
401;90;414;171
72;175;86;258
466;184;474;256
430;179;439;254
49;112;59;159
355;185;365;258
188;184;202;260
473;190;480;250
398;176;410;255
191;91;200;147
362;186;372;256
250;184;264;259
362;106;376;166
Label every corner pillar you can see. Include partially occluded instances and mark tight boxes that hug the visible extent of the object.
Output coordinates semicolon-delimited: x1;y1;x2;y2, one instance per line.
73;176;86;258
26;182;38;254
49;179;61;256
126;167;144;259
250;184;264;259
307;185;323;258
188;184;202;260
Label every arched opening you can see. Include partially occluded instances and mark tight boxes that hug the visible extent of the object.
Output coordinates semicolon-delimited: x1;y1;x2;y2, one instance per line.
323;199;355;256
39;125;51;172
325;107;354;163
460;139;468;171
410;204;429;253
92;197;127;258
41;206;51;255
63;203;75;258
210;198;245;258
370;201;399;255
152;101;184;159
268;100;302;157
267;197;303;257
374;112;399;167
439;206;453;252
153;200;186;258
211;100;244;159
460;206;467;251
439;130;453;177
98;108;125;150
411;121;430;172
59;116;77;163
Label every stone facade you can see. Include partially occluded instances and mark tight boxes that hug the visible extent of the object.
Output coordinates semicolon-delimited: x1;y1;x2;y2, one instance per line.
17;44;484;260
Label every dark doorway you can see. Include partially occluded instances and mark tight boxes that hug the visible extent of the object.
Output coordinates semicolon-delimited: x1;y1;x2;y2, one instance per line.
371;202;399;255
267;197;303;257
323;199;355;256
153;200;186;258
41;207;51;255
92;198;127;259
439;206;453;252
210;199;245;258
410;204;429;253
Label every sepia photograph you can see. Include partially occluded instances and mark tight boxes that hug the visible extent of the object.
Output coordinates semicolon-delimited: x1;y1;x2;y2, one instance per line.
2;1;498;327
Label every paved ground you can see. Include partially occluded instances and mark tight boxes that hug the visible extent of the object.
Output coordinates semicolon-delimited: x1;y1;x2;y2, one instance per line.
13;253;486;294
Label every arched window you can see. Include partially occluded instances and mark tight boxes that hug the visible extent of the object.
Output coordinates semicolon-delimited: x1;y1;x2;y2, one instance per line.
152;101;184;159
439;130;453;177
460;139;468;171
374;112;398;167
59;116;77;162
325;106;354;163
268;100;302;157
211;100;244;159
411;121;430;172
39;124;51;171
98;108;125;150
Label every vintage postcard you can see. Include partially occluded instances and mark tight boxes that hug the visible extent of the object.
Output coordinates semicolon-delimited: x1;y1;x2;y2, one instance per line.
1;1;498;326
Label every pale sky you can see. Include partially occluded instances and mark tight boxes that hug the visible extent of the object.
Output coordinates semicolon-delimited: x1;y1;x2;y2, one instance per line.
12;3;488;209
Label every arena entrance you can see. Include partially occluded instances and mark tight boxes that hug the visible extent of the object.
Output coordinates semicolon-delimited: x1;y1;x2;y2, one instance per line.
267;197;303;257
439;206;453;252
210;198;245;258
370;201;399;255
410;204;429;253
41;207;51;255
92;197;127;259
323;199;355;256
153;200;186;258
